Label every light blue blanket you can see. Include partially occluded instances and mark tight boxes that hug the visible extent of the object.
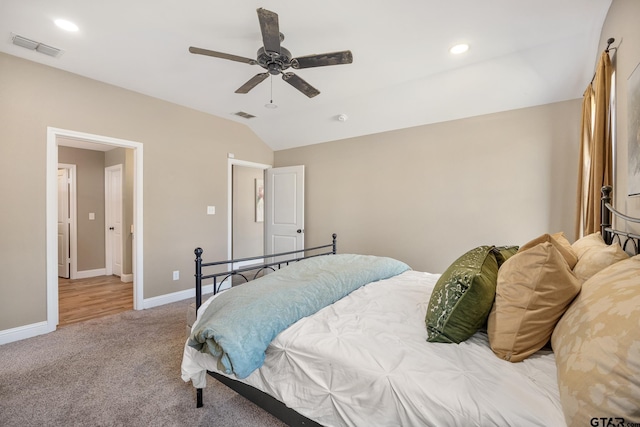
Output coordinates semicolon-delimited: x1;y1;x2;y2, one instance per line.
188;253;410;378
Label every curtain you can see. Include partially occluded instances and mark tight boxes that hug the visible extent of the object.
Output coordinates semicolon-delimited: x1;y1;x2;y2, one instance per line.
576;51;613;237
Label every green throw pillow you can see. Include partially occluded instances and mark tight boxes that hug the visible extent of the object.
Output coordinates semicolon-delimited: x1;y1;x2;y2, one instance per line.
493;246;519;267
426;246;500;343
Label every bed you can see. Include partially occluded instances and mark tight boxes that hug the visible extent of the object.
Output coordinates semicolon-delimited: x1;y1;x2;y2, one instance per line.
181;186;640;427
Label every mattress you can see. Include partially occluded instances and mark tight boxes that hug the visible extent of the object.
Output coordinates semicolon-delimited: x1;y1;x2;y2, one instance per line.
182;270;565;426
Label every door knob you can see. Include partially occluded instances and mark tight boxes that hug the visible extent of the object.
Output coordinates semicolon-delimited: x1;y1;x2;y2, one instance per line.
296;229;303;233
109;227;115;230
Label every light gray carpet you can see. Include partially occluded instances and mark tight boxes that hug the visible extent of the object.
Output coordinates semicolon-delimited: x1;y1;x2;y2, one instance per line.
0;300;287;427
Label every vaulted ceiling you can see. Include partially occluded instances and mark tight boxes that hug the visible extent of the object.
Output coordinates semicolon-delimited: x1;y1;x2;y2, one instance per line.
0;1;612;150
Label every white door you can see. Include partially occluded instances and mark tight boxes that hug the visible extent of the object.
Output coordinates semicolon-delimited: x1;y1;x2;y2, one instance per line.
57;169;70;278
265;165;305;258
105;165;123;277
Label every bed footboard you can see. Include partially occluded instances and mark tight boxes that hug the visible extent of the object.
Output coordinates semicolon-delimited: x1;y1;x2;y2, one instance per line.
194;233;337;311
192;233;337;416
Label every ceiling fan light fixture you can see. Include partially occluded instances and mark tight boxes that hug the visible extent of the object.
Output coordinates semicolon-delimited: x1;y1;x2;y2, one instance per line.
265;101;278;109
449;43;469;55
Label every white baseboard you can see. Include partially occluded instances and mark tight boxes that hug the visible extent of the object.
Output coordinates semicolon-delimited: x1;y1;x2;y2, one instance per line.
120;273;133;283
76;268;107;279
142;284;215;309
142;278;232;309
0;321;55;345
1;279;232;345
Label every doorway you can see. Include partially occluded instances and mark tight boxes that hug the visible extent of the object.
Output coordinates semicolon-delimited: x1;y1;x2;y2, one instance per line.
227;159;306;265
46;127;144;331
232;164;266;260
56;147;131;325
227;159;271;263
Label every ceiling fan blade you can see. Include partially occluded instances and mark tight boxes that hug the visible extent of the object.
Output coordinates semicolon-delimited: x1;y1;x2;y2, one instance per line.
189;46;256;65
292;50;353;69
257;8;281;54
235;73;269;94
282;72;320;98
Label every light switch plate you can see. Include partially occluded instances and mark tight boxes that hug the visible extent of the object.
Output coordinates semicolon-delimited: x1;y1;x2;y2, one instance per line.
89;212;95;220
207;206;215;215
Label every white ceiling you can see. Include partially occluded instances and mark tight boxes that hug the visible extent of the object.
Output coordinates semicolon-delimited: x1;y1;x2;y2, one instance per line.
0;1;612;151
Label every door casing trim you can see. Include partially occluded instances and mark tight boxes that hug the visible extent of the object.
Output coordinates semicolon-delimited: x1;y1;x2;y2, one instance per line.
47;127;144;331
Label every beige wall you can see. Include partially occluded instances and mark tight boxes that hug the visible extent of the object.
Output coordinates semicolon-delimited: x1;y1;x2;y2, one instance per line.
0;52;272;331
274;0;640;274
3;0;637;336
275;99;582;273
600;0;640;230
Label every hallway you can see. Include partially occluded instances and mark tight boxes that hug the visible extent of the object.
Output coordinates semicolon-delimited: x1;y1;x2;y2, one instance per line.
58;275;133;326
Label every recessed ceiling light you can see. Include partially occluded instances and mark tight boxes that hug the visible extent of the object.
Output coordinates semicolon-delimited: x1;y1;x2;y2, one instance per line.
449;43;469;55
55;19;79;32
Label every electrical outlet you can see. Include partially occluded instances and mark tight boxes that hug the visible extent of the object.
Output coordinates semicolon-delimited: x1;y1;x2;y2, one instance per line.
172;270;179;280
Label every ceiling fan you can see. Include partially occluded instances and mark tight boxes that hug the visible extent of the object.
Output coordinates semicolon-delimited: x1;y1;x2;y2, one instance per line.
189;7;353;98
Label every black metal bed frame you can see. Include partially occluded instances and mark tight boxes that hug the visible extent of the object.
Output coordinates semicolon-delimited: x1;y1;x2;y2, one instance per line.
192;234;337;426
600;185;640;254
187;188;639;426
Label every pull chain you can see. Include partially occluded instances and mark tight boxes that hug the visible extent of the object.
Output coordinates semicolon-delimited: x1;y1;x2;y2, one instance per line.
265;75;277;109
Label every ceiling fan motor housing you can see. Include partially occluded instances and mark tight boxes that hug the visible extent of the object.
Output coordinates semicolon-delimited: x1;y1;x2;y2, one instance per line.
257;46;292;74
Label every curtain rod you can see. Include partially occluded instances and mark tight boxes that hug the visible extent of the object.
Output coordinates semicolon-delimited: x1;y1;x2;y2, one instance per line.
590;38;616;85
605;37;616;53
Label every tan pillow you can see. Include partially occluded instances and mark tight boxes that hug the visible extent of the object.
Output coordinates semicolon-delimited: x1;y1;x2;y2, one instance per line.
571;232;630;282
571;231;606;258
518;232;578;269
550;231;577;260
552;256;640;427
487;241;580;362
573;243;629;283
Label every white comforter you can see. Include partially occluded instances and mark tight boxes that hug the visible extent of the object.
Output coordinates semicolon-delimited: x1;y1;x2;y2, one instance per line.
182;270;565;427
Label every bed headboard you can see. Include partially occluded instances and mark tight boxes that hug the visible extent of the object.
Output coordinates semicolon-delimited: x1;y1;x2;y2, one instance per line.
600;185;640;255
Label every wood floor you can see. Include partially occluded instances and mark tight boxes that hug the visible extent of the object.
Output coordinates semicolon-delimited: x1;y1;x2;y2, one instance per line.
58;275;133;327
